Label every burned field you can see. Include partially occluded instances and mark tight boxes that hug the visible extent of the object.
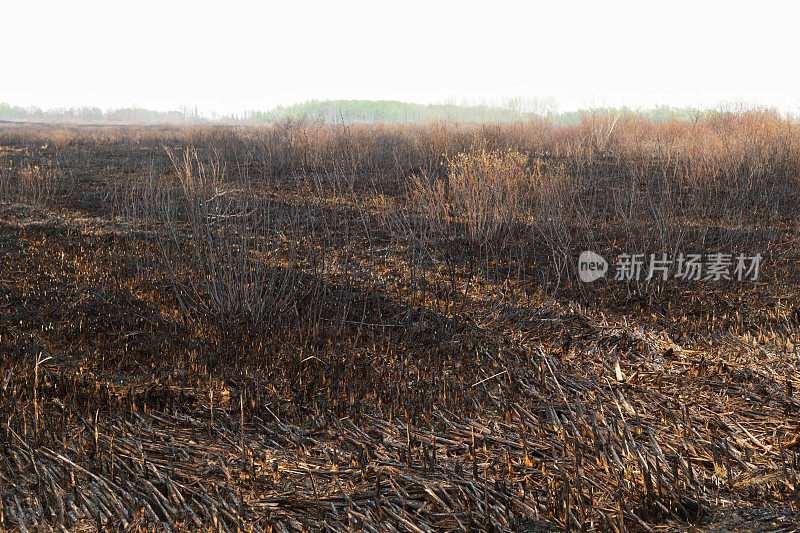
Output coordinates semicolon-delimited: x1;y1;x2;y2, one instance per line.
1;116;800;531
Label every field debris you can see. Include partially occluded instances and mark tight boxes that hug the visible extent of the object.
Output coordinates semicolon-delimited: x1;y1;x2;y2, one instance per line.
1;119;799;531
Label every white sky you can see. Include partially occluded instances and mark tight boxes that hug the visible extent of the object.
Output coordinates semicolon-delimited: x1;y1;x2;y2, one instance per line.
3;0;798;115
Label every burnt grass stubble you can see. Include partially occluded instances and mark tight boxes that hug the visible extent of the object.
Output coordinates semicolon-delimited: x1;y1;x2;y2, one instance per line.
0;117;799;532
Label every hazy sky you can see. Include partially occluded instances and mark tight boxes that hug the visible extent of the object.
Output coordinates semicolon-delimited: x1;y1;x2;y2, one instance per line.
3;1;798;115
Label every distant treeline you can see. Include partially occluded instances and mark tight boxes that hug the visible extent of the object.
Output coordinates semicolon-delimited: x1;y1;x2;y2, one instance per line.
251;100;707;125
0;103;204;124
251;100;531;123
0;100;715;125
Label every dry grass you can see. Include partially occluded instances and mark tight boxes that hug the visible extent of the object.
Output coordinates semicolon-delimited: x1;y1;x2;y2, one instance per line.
0;155;69;207
0;113;799;531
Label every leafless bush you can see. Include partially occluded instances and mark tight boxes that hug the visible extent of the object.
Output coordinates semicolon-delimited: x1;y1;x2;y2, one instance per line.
19;162;54;206
381;148;534;250
581;109;620;156
0;158;68;207
530;162;584;286
0;153;11;201
145;149;306;353
445;148;533;246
